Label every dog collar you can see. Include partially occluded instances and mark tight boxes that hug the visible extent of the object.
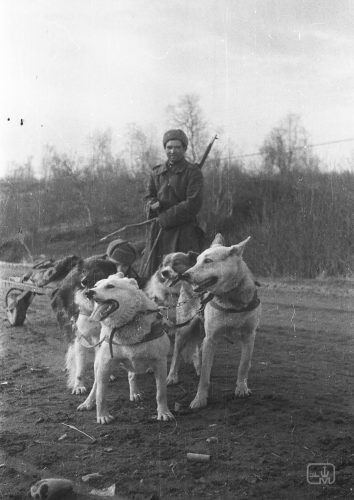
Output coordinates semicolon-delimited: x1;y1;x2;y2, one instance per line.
210;290;260;314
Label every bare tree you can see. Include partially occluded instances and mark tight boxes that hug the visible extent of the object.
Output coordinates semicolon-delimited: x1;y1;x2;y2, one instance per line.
166;93;208;162
7;157;35;180
260;114;319;174
123;123;160;175
86;128;115;172
41;146;94;226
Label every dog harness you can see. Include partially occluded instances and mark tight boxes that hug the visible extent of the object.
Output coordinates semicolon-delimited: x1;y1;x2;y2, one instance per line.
108;311;166;358
76;309;166;357
174;283;260;328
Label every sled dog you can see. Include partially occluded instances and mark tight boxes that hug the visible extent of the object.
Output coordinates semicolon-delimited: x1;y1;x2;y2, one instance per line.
181;234;261;409
77;273;173;424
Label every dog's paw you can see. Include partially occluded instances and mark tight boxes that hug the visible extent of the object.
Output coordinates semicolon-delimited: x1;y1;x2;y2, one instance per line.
189;395;207;409
166;373;179;385
130;392;143;402
235;382;251;397
97;414;115;424
157;408;174;421
72;385;87;395
77;400;95;411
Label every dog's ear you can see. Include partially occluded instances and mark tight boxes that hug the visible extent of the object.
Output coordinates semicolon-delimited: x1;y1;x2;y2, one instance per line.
115;271;125;278
211;233;225;247
229;236;251;257
187;251;199;266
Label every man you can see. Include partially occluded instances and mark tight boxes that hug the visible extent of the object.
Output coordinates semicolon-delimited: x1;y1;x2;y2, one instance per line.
141;129;204;278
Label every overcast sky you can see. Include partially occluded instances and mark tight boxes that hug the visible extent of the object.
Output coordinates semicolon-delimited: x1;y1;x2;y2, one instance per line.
1;0;354;176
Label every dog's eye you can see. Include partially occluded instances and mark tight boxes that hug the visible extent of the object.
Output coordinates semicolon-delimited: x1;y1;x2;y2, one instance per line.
204;258;213;264
105;284;115;289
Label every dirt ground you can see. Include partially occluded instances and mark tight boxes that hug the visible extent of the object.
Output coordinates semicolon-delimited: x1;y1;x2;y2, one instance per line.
1;268;354;499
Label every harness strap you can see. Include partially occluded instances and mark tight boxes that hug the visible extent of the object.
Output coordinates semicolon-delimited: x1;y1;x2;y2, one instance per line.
77;334;104;350
175;315;201;329
174;292;213;328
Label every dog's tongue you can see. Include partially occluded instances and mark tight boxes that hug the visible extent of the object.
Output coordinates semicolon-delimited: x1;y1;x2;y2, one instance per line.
90;300;119;322
193;276;218;293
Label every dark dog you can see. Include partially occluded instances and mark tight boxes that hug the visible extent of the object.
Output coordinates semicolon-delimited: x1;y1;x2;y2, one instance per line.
51;243;144;395
50;255;116;331
51;256;117;395
22;255;81;287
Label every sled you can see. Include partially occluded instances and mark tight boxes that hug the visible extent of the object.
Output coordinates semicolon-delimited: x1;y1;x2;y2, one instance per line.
1;276;55;326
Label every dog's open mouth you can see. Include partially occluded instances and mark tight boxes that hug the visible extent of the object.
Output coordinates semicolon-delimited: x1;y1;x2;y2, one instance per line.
159;269;179;288
90;299;119;321
192;276;218;293
168;275;181;287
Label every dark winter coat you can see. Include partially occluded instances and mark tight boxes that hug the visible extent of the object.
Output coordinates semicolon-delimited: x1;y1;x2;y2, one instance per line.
140;158;204;278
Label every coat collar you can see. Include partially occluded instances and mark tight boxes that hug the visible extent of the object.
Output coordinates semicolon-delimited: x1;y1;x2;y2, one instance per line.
153;158;190;175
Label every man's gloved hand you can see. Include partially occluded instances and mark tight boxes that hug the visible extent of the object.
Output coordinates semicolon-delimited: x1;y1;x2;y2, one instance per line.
145;200;160;218
150;201;160;211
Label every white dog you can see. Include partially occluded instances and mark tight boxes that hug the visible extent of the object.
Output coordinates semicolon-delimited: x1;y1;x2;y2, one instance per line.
181;234;261;409
77;273;173;424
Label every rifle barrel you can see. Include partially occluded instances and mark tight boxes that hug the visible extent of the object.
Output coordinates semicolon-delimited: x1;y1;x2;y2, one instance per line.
198;135;218;169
